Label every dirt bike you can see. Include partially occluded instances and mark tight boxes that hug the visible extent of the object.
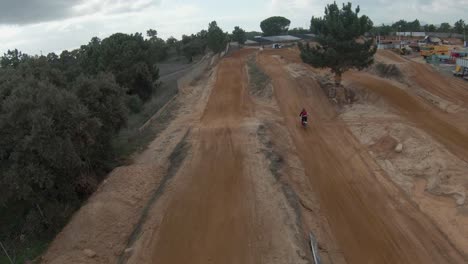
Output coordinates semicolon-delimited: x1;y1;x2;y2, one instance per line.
301;116;308;128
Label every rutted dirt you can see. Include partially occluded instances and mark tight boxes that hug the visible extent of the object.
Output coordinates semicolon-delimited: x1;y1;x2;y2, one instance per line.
141;49;308;264
339;50;468;258
42;48;468;264
258;48;466;263
344;72;468;163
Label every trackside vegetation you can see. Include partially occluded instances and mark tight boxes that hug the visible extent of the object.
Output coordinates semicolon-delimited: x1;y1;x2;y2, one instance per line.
0;21;228;262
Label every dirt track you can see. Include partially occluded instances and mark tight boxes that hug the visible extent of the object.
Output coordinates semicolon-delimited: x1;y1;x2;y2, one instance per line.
149;51;272;263
127;49;308;264
42;48;467;264
345;72;468;163
258;50;465;263
409;59;468;106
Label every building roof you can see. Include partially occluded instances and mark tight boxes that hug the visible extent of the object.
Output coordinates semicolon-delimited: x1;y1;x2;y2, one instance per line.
244;40;258;45
261;35;301;42
246;34;310;44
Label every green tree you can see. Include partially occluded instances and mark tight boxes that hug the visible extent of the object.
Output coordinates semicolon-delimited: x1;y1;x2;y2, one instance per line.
74;73;127;134
392;20;408;32
438;22;451;32
0;76;101;207
454;19;466;34
408;19;421;31
166;36;181;55
288;27;310;35
181;34;207;62
0;25;172;253
260;16;291;36
166;36;178;46
73;73;128;167
1;49;28;68
146;29;158;39
424;24;437;32
92;33;159;101
78;37;102;75
300;2;376;85
371;24;392;36
207;21;228;53
130;62;155;101
232;26;247;45
310;16;325;34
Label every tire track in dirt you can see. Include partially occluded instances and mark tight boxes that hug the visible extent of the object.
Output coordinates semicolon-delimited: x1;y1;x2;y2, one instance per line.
117;130;191;264
149;53;254;263
258;49;466;264
147;49;308;264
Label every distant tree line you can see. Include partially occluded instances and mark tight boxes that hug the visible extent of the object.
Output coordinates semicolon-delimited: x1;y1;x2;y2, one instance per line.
370;19;466;36
0;21;229;253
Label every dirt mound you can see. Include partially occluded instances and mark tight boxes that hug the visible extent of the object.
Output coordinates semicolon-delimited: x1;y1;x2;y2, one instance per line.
370;135;399;157
375;50;407;64
258;50;466;263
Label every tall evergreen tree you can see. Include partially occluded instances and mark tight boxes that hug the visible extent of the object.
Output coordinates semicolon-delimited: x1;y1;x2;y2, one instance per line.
454;19;465;34
207;21;228;53
300;2;376;85
232;26;247;45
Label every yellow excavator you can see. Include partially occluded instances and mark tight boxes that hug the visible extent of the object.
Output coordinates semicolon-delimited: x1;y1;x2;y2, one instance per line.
420;45;449;59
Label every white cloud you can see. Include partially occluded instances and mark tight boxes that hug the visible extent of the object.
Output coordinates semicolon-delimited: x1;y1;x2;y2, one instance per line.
72;0;158;15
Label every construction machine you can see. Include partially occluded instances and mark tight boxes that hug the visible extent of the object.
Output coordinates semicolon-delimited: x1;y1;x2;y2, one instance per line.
420;45;449;59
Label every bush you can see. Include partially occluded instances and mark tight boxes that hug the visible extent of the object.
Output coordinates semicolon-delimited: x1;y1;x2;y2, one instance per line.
374;63;402;79
126;94;144;113
0;64;127;252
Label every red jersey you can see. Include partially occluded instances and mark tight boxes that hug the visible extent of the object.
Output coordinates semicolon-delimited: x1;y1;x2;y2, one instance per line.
300;110;308;117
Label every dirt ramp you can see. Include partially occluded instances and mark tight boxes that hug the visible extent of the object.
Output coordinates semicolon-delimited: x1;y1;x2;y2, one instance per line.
257;51;466;263
345;72;468;163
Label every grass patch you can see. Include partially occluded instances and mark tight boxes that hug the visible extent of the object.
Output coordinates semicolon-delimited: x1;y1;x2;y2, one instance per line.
374;63;403;79
246;55;272;98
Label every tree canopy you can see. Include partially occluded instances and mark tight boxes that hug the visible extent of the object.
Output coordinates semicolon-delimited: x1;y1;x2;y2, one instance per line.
438;22;452;33
371;19;467;36
288;27;310;35
181;31;207;62
454;19;466;34
207;21;228;53
424;24;437;32
232;26;247;45
0;29;174;251
300;2;376;85
260;16;291;36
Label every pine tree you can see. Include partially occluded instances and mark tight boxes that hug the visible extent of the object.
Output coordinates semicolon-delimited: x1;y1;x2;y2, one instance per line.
232;26;247;45
207;21;228;53
300;2;376;85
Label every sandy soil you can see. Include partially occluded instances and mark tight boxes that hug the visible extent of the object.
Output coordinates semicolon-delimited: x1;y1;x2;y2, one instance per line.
258;48;466;263
133;49;309;264
41;55;218;264
376;50;468;133
341;50;468;257
41;48;468;264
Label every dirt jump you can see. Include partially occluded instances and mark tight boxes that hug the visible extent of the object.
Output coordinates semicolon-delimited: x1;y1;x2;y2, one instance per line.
41;48;468;264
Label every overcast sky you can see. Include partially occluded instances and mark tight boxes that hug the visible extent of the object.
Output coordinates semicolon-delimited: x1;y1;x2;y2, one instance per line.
0;0;467;55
